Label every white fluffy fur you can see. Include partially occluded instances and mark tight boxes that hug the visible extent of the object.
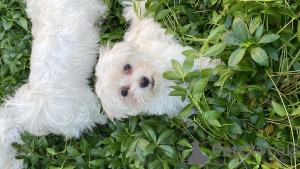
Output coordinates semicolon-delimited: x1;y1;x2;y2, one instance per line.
0;0;108;168
95;0;222;120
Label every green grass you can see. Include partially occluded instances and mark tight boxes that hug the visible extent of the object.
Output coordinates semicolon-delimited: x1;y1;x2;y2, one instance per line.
1;0;300;168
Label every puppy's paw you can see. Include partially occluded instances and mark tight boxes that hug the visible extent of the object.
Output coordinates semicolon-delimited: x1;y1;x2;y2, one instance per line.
122;0;147;23
0;118;23;145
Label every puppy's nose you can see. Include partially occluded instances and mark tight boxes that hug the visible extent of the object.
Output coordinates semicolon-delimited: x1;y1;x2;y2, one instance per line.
139;76;150;88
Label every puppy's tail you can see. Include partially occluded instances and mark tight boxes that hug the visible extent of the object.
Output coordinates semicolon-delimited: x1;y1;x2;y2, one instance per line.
2;82;106;138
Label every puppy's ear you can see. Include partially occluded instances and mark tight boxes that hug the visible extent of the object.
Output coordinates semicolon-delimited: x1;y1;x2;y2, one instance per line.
99;42;111;58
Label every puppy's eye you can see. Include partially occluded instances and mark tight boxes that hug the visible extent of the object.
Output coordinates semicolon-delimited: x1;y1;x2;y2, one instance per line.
121;89;129;97
124;64;131;71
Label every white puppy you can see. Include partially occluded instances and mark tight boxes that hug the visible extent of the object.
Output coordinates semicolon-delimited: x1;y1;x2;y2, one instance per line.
0;0;108;168
95;0;221;120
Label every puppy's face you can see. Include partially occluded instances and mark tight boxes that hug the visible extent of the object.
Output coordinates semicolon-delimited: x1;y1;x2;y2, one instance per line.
96;42;163;120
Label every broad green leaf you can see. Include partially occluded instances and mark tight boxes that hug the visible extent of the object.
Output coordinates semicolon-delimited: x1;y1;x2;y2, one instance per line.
19;17;28;31
121;137;132;152
291;117;300;125
208;25;224;40
165;27;175;35
200;42;210;53
177;103;193;118
232;93;243;103
228;48;246;68
250;115;258;124
140;124;157;142
178;139;192;148
108;160;123;168
186;71;202;77
157;129;174;144
228;116;243;135
203;43;226;57
228;158;240;169
249;16;261;34
193;77;209;94
193;92;202;102
49;167;60;169
250;47;269;66
223;14;232;29
212;11;218;23
80;138;88;154
147;4;161;12
30;154;38;165
204;110;221;127
255;113;266;129
264;46;278;61
46;148;56;155
291;106;300;115
186;9;199;23
297;20;300;42
126;139;138;158
255;25;263;41
143;143;156;156
90;159;105;166
205;110;221;119
234;61;255;71
169;90;186;96
183;57;194;76
221;32;243;46
111;130;128;141
159;145;179;159
208;98;228;106
280;38;296;50
261;164;271;169
211;0;218;5
163;161;169;169
63;167;76;169
129;116;138;133
169;85;186;91
155;9;171;20
0;31;5;41
171;59;183;76
163;71;181;80
254;137;268;148
213;65;228;75
149;160;161;167
138;138;149;151
258;34;280;43
181;24;191;33
67;146;81;157
2;19;12;30
228;2;244;15
272;101;286;116
268;136;275;145
233;17;250;42
253;152;261;163
182;50;201;58
247;85;267;93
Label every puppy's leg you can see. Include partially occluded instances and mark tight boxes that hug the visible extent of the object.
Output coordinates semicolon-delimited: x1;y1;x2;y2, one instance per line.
122;0;147;24
122;1;177;46
0;117;23;169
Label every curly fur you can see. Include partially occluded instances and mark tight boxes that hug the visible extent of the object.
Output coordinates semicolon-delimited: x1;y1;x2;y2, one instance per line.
0;0;108;168
95;0;222;120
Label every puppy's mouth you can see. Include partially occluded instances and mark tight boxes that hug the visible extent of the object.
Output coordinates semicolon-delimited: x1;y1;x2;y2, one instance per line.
151;77;155;89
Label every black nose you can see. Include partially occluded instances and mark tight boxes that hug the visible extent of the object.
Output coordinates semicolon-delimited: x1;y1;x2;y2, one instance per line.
139;76;150;88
